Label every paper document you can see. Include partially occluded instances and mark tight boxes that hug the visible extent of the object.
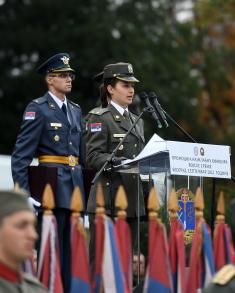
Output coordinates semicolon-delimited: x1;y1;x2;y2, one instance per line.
122;133;167;165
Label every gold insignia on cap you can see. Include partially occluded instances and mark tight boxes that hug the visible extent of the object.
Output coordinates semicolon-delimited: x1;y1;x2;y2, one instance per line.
54;135;60;142
61;56;70;65
116;115;120;119
128;64;133;73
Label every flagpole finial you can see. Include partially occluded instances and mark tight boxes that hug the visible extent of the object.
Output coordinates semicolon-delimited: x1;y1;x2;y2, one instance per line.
115;185;128;219
14;182;21;192
96;182;105;216
168;188;178;219
195;187;204;219
70;186;83;216
42;184;55;214
216;190;225;222
148;187;160;220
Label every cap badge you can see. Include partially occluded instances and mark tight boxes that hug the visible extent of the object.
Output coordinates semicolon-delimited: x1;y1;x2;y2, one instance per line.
61;56;70;65
128;64;133;73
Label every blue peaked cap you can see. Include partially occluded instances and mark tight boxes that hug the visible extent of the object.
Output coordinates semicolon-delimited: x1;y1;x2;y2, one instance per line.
37;53;75;75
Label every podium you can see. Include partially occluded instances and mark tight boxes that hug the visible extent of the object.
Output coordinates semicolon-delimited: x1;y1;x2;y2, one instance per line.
114;133;231;243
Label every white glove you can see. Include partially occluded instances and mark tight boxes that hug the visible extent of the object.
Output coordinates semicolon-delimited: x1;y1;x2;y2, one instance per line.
28;197;41;208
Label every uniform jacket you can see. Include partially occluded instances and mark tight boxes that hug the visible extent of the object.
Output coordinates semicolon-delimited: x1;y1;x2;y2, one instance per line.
86;103;145;217
0;261;47;293
11;92;85;209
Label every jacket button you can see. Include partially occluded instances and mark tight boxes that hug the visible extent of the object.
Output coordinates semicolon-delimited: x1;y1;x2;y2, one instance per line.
106;182;110;186
134;144;137;147
69;142;72;145
133;154;136;158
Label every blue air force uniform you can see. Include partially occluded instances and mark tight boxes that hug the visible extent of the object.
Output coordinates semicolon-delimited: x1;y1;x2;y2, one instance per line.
11;92;85;208
11;53;85;292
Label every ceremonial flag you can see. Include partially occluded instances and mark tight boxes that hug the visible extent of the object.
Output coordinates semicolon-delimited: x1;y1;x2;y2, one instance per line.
93;215;105;293
214;222;235;271
144;219;173;293
70;216;90;293
168;218;186;293
115;218;132;293
187;219;215;292
102;217;126;293
37;215;63;293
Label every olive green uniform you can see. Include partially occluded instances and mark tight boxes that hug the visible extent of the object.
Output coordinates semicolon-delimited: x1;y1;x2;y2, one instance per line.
86;103;145;217
0;273;48;293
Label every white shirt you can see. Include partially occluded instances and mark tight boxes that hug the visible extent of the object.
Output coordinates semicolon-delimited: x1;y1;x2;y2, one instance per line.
110;100;128;116
48;91;70;123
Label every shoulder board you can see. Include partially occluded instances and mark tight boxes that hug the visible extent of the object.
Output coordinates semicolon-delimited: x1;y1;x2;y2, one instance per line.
22;273;44;286
68;100;80;108
213;264;235;285
89;107;109;115
33;96;47;104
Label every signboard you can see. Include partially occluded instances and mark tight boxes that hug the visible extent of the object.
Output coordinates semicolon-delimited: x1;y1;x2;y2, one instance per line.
168;141;231;179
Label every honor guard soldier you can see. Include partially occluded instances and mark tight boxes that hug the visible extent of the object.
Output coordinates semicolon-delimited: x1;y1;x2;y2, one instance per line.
86;62;146;269
11;53;85;292
0;190;47;293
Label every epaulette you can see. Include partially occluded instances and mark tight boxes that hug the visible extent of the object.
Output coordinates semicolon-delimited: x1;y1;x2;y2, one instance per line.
22;273;44;287
89;107;109;115
33;96;47;104
213;264;235;285
68;100;80;108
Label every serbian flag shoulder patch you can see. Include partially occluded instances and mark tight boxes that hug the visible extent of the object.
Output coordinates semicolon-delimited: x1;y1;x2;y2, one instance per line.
90;122;102;132
24;111;36;120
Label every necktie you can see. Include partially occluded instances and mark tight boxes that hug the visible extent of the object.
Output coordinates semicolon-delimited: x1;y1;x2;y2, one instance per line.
123;110;132;128
62;103;68;120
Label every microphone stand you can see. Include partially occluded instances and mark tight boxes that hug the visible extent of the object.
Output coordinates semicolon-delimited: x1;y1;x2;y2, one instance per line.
91;105;158;286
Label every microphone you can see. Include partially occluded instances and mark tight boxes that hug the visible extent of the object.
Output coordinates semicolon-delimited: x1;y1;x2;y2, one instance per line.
148;91;169;128
139;92;162;128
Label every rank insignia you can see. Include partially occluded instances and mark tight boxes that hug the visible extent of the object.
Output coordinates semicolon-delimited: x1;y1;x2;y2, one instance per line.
90;122;102;132
49;103;56;109
24;112;36;120
54;135;60;141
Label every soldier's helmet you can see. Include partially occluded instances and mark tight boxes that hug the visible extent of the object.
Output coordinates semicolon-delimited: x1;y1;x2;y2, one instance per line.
37;53;75;75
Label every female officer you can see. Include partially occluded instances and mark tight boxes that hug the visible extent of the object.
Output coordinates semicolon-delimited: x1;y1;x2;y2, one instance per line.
86;62;146;267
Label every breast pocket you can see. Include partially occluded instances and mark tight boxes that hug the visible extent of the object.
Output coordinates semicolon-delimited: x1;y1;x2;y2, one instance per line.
46;124;67;144
110;136;131;155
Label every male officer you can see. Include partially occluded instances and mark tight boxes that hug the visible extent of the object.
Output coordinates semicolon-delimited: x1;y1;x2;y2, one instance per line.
86;62;146;271
0;189;47;293
11;53;85;292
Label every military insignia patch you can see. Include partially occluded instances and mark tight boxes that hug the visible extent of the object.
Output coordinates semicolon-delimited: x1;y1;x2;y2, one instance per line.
90;122;102;132
24;111;36;120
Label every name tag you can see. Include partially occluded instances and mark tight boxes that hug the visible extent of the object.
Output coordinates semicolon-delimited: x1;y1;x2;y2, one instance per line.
113;134;126;138
50;123;62;128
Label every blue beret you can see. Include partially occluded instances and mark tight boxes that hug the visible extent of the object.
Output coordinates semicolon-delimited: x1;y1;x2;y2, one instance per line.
37;53;75;75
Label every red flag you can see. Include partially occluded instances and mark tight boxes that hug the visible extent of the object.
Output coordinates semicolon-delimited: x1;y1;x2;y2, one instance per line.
214;222;235;271
144;219;173;292
169;218;186;293
93;215;105;293
115;218;132;293
37;215;63;293
70;216;91;292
